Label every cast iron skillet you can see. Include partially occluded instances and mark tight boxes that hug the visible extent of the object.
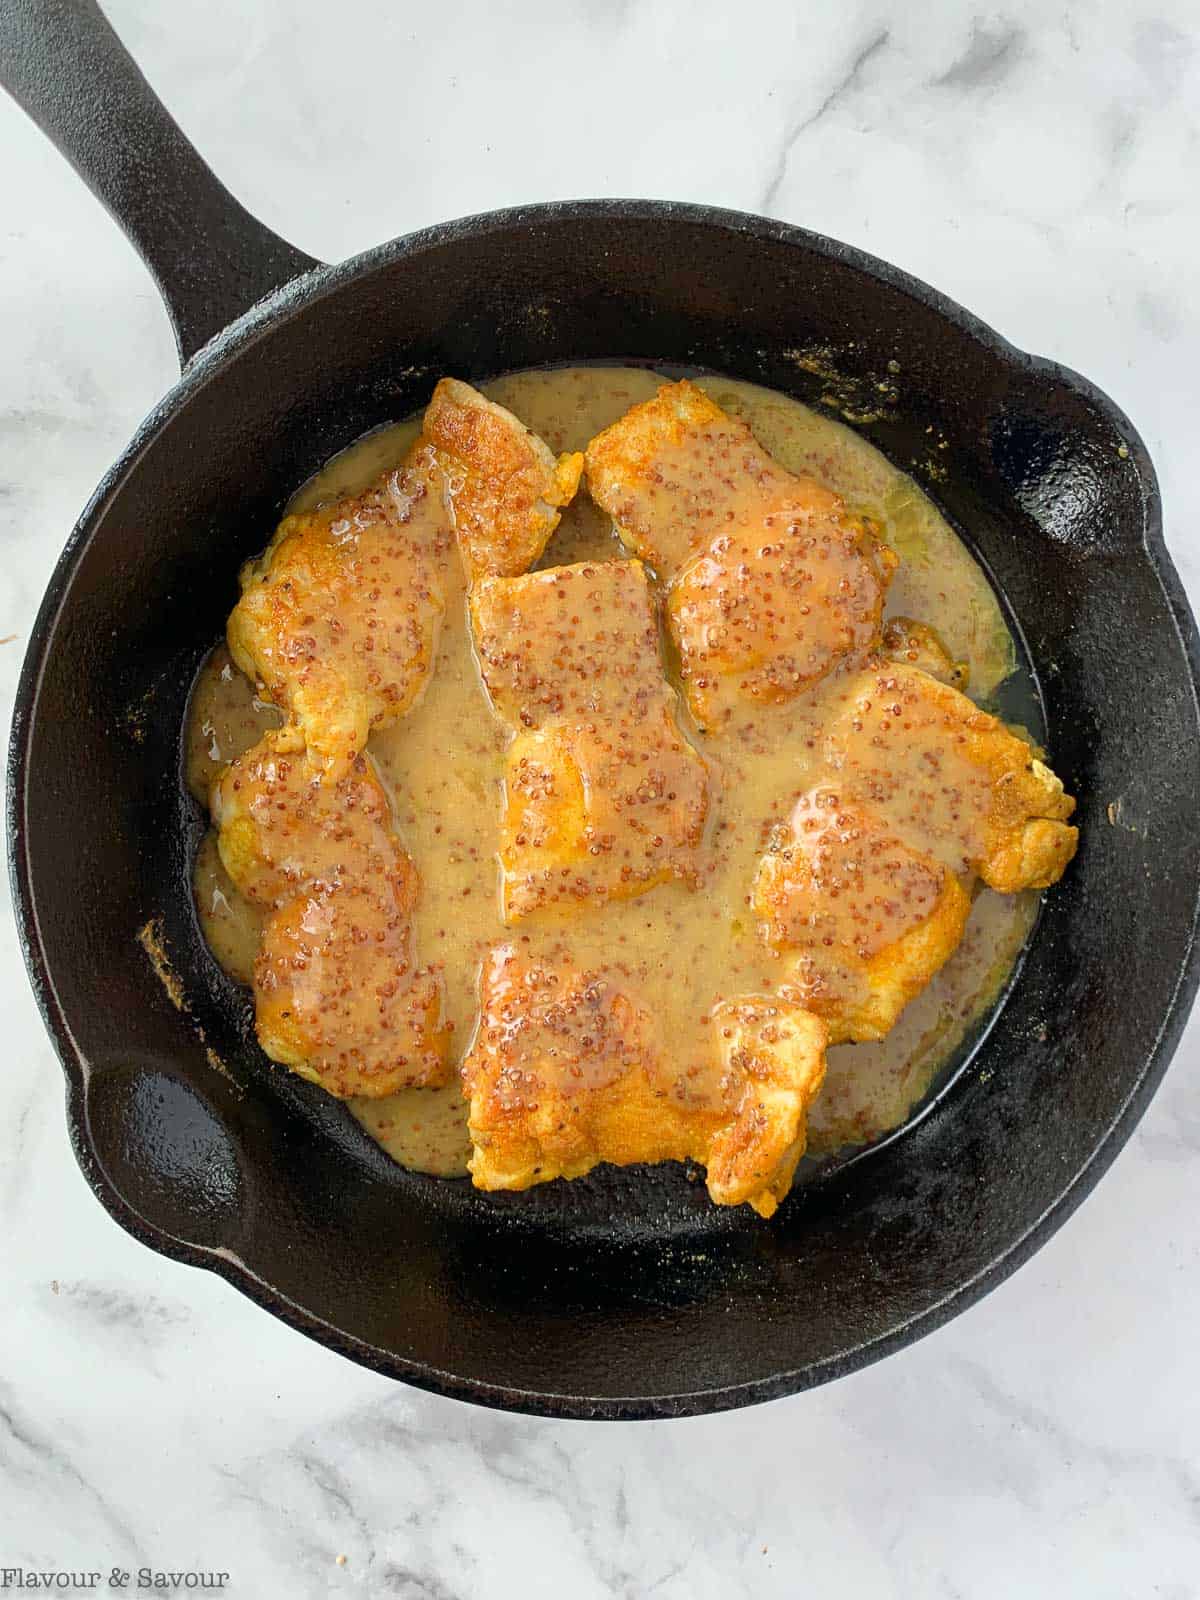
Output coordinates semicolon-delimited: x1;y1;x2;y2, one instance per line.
5;0;1199;1420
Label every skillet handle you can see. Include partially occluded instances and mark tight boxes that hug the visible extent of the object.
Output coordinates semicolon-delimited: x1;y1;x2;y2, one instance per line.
0;0;323;365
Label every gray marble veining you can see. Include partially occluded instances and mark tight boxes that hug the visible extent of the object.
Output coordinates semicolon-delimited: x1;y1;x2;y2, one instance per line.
1;0;1197;1592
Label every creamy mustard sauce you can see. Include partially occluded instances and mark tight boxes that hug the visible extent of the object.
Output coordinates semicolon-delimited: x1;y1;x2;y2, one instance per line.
186;365;1036;1176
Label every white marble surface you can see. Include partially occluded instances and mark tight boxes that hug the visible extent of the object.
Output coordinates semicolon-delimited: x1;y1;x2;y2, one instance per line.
2;0;1198;1592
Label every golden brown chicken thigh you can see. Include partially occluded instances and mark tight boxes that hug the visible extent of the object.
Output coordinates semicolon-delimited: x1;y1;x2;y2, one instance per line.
585;380;898;727
227;465;452;775
212;732;450;1097
461;945;827;1215
750;665;1076;1043
212;728;409;906
254;883;448;1099
421;377;584;581
754;787;972;1043
470;559;709;920
827;662;1078;892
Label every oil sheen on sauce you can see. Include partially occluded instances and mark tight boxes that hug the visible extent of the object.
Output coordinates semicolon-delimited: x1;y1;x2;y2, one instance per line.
185;366;1038;1178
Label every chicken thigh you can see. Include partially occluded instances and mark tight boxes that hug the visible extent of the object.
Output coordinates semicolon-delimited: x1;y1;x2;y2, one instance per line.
462;944;827;1216
470;559;709;920
586;380;898;728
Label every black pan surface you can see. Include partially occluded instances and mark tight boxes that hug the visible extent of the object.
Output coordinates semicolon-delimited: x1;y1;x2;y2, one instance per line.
5;0;1199;1418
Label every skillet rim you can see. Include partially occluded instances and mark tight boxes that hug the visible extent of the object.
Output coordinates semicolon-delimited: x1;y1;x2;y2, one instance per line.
9;198;1200;1420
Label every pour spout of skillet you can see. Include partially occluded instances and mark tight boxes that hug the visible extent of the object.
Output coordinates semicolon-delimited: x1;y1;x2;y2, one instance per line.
0;0;322;365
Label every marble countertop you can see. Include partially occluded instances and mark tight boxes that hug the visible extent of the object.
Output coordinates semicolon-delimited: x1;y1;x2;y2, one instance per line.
2;0;1198;1592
